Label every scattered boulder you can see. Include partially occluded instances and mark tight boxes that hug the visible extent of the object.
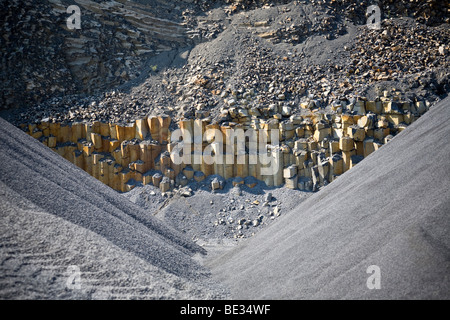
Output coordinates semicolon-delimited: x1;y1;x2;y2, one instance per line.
152;172;163;188
176;173;188;187
159;176;171;193
179;187;193;197
183;166;195;180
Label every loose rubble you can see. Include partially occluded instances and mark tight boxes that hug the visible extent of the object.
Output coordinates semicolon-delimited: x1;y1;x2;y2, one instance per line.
2;1;448;126
124;177;309;242
1;0;448;245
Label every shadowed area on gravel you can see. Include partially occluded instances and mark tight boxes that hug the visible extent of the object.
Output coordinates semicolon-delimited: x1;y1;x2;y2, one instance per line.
0;117;208;280
209;96;450;299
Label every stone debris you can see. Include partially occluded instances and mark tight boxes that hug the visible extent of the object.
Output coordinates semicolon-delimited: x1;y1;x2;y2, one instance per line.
3;1;448;129
179;187;193;197
2;0;448;301
1;0;200;111
2;0;448;196
205;1;447;27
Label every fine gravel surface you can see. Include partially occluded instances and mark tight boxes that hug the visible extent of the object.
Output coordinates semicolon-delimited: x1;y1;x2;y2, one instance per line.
208;96;450;300
0;117;229;299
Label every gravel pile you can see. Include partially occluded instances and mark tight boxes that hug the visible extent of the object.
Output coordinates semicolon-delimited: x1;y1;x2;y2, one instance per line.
1;0;449;300
208;96;450;299
0;117;228;299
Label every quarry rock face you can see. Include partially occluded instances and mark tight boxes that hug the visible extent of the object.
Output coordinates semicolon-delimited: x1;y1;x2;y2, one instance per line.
2;1;448;125
19;96;430;194
1;0;197;110
0;0;449;301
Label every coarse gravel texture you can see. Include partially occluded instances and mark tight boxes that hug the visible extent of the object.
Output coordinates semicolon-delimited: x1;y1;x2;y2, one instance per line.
2;1;448;126
0;117;229;299
125;177;313;243
0;0;449;301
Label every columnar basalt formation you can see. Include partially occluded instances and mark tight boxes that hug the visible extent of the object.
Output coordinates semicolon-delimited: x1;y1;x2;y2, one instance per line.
22;97;429;193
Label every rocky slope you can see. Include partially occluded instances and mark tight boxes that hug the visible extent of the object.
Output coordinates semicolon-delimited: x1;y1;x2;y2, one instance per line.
0;0;449;300
1;1;448;125
1;0;198;111
0;116;228;299
208;95;450;299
